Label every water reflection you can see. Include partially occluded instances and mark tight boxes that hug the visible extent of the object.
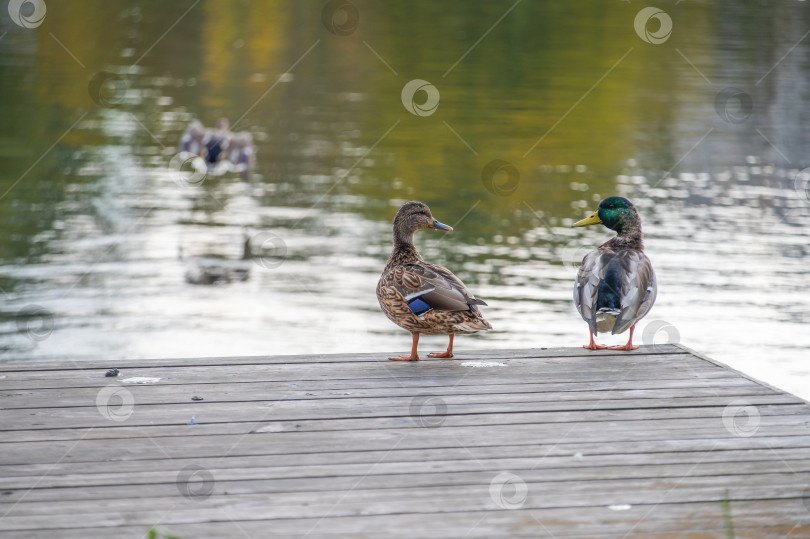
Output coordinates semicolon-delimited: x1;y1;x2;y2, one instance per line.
0;1;808;399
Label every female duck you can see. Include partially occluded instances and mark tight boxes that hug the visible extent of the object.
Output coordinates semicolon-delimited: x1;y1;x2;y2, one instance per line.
573;196;657;350
377;201;491;361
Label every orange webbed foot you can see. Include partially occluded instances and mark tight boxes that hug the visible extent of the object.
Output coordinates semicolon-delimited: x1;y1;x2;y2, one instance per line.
390;333;421;361
606;326;637;351
582;343;609;350
389;355;420;361
428;334;455;359
607;344;639;351
583;329;608;350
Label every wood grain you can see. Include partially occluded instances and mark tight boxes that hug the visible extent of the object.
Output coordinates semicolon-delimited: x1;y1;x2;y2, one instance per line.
1;345;808;538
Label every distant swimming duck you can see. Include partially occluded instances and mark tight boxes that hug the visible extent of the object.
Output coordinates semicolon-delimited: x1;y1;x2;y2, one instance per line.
179;118;256;179
573;196;657;350
182;233;252;285
180;120;205;155
226;131;255;179
203;118;232;166
377;201;492;361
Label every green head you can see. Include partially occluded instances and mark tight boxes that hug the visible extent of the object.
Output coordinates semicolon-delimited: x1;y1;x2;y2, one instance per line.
573;196;640;234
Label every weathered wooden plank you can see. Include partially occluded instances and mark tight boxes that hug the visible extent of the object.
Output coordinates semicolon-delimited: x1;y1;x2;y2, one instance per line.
2;422;809;467
12;394;801;425
2;475;809;525
0;351;698;375
4;456;810;500
2;483;808;527
0;344;687;372
0;369;733;395
3;445;810;481
4;397;810;438
4;502;807;539
0;356;723;393
5;397;805;443
0;379;781;410
0;374;756;403
0;345;807;537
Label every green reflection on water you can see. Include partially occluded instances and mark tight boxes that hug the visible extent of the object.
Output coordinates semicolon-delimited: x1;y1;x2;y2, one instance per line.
0;0;807;358
0;0;755;249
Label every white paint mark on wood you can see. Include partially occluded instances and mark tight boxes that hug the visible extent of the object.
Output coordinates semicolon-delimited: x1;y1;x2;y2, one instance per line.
460;361;506;368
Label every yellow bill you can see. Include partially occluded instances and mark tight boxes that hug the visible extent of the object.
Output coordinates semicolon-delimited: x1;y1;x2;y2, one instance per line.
573;211;602;227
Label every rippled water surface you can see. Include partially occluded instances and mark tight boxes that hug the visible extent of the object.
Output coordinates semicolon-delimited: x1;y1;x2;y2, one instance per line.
1;1;809;399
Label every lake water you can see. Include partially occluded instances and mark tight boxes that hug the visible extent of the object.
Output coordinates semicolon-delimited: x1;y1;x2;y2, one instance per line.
1;1;808;399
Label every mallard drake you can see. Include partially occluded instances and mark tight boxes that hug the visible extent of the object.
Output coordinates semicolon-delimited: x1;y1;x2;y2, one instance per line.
573;196;657;350
377;201;492;361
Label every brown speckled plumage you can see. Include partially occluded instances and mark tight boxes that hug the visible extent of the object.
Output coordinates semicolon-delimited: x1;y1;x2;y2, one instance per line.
377;202;490;359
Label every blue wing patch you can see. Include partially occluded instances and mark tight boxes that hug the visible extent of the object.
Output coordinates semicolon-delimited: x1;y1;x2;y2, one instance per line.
407;297;433;315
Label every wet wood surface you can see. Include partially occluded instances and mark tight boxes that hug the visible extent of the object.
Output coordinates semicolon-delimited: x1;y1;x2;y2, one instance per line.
1;344;809;538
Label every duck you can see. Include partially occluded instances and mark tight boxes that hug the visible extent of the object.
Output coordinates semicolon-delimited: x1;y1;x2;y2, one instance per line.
203;118;232;167
572;196;657;350
179;120;205;155
179;118;256;179
182;232;252;285
377;201;492;361
225;131;255;180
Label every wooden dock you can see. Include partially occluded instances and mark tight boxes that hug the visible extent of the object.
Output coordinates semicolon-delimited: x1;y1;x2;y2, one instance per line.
1;344;809;538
